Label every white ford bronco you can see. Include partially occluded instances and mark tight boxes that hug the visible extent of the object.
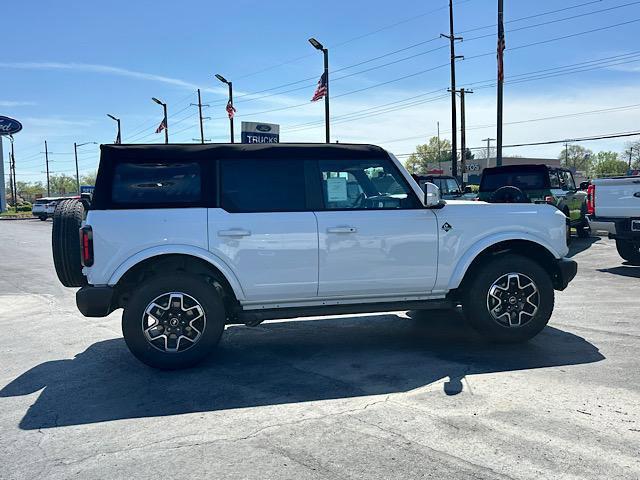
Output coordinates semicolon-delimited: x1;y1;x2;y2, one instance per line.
52;143;577;369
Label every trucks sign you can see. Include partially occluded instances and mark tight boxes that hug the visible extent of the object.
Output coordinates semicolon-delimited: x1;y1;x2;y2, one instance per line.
0;116;22;136
241;121;279;143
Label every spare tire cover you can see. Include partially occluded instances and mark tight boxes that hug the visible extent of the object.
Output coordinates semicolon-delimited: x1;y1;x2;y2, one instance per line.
52;199;87;288
488;186;531;204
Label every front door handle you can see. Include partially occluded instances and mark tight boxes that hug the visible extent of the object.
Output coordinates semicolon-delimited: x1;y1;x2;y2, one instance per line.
218;229;251;237
327;226;358;234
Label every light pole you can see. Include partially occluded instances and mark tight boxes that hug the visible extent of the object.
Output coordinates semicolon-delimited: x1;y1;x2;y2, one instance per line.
74;142;97;194
152;97;168;144
107;114;121;144
309;37;330;143
215;74;234;143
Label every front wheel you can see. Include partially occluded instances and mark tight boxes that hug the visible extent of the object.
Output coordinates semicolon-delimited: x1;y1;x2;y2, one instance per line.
122;273;226;369
616;239;640;265
461;254;554;343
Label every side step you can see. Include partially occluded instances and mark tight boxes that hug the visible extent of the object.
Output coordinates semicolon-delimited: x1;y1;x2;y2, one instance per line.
233;299;454;326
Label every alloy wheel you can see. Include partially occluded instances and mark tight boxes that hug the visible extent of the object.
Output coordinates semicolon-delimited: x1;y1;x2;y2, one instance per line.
486;273;539;328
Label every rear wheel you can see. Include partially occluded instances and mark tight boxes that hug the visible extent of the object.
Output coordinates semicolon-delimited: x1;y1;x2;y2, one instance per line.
461;254;554;343
39;215;47;221
122;273;226;369
52;199;86;287
577;205;591;238
615;239;640;265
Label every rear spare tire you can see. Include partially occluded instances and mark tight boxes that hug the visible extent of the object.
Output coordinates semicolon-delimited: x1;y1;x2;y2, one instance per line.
488;186;530;204
52;199;86;287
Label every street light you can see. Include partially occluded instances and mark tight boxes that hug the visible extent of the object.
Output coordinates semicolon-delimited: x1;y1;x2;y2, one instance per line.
215;74;234;143
308;37;330;143
74;141;98;194
152;97;168;144
106;114;121;144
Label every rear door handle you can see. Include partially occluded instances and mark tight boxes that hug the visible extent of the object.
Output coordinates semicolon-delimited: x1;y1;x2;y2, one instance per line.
218;229;251;237
327;226;358;234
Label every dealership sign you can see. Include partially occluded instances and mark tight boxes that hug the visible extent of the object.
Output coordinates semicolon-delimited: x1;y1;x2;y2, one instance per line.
241;121;279;143
0;116;22;136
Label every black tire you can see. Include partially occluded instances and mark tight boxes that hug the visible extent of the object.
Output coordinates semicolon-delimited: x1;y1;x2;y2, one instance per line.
39;216;47;221
488;186;530;204
576;205;591;238
122;273;226;369
461;254;554;343
615;239;640;266
52;199;86;288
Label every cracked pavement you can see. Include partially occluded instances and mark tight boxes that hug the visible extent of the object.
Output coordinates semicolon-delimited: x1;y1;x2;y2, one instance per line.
0;220;638;479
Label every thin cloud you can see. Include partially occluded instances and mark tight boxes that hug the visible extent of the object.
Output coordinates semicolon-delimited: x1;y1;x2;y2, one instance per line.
0;62;227;95
0;100;37;107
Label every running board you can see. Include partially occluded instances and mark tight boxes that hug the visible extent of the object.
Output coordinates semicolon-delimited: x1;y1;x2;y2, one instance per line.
232;299;454;326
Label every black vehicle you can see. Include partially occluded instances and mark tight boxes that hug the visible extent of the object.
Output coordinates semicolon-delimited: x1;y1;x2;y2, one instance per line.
412;175;467;199
478;164;590;239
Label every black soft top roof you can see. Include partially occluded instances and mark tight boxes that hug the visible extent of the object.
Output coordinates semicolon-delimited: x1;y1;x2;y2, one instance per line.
482;164;567;174
99;143;389;162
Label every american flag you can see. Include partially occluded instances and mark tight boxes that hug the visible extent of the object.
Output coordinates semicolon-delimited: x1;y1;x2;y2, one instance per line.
497;15;506;82
155;118;166;134
311;72;327;102
226;100;236;119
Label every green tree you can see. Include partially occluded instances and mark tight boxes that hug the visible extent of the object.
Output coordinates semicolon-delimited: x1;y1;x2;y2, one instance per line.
15;181;46;202
591;151;628;177
558;145;594;172
405;137;452;174
49;174;78;195
622;140;640;169
80;170;97;186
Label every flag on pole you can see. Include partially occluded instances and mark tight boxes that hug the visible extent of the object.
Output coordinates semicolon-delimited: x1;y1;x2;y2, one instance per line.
497;14;506;82
155;118;167;134
311;72;327;102
226;100;236;119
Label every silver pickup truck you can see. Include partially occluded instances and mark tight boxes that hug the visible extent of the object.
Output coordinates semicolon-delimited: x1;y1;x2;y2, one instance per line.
587;176;640;264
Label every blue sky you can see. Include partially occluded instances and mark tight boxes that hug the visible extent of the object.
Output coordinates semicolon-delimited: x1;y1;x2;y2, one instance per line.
2;0;640;182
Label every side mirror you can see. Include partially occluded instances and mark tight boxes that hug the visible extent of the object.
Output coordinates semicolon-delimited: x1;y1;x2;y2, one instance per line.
424;182;441;207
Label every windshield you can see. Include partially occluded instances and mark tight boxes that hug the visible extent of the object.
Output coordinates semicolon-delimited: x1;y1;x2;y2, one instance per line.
480;170;548;191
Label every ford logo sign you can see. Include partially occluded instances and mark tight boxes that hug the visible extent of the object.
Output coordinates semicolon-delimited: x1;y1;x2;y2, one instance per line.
0;116;22;135
256;124;271;132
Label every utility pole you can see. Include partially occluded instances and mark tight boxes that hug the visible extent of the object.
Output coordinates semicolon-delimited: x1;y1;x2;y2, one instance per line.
191;89;210;144
629;146;633;170
449;88;473;183
496;0;506;166
9;136;16;207
483;138;495;168
437;121;441;171
441;0;463;177
45;140;50;197
564;141;569;168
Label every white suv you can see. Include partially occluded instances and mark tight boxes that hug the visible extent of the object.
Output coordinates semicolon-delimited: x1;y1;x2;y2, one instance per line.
51;143;576;369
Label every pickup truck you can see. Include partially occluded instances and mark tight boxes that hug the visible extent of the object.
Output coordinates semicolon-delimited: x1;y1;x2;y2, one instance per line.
587;176;640;264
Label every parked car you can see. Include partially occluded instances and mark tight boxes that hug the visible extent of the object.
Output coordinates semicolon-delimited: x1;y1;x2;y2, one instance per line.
478;164;590;241
412;174;465;200
51;143;576;369
587;176;640;264
31;197;59;220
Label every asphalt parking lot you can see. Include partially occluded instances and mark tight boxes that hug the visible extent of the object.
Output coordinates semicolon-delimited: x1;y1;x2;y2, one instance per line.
0;219;638;480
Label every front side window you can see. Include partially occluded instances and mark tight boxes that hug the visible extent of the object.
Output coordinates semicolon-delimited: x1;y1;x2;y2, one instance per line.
435;178;461;195
318;158;419;210
112;162;201;205
549;170;560;188
220;158;306;212
560;171;576;191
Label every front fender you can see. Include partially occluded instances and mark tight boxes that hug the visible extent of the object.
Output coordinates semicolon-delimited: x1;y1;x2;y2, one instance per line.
447;231;563;290
107;244;246;300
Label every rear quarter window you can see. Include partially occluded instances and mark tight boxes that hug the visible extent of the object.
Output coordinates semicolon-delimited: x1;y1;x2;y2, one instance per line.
111;162;202;206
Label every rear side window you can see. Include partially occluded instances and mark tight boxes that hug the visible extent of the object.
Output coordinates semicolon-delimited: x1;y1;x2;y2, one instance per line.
111;162;201;205
480;169;548;191
220;159;306;212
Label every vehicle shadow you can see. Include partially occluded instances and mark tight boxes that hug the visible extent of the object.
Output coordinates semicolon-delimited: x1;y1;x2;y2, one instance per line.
567;236;600;257
0;311;604;430
597;266;640;278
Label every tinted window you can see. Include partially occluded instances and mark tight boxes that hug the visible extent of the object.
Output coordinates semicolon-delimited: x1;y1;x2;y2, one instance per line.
549;170;560;188
559;170;576;190
434;178;461;195
112;162;201;205
220;159;306;212
480;170;548;191
318;158;419;210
